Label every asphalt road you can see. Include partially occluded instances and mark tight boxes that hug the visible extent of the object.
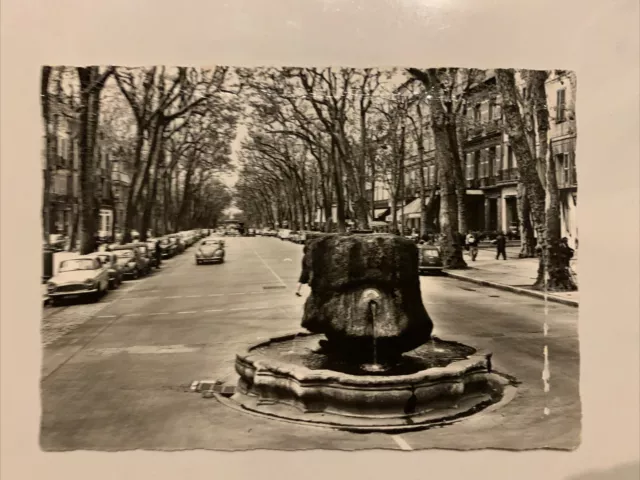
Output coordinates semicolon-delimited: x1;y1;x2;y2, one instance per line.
40;235;580;451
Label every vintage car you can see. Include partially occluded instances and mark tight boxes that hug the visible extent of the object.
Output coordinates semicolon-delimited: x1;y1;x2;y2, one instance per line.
85;252;124;289
168;235;186;254
130;242;155;271
48;234;67;252
418;244;444;274
108;245;148;279
195;239;225;265
158;237;176;258
47;257;110;305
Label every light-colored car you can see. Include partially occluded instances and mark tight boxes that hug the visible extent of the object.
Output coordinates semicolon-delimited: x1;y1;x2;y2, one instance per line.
195;239;225;265
47;257;110;305
85;252;124;289
278;229;292;241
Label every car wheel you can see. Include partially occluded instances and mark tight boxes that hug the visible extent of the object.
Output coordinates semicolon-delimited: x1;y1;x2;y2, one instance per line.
49;297;58;307
132;268;139;280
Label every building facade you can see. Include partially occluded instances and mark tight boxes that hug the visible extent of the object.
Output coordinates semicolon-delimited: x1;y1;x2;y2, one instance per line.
42;98;132;244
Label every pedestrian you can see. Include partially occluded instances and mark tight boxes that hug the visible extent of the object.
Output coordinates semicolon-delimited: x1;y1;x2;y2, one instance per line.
295;244;311;297
559;237;574;268
155;239;162;268
495;231;507;260
465;231;479;261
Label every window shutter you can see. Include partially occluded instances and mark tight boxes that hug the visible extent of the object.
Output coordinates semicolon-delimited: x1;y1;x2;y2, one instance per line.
481;150;487;178
480;101;489;123
495;145;502;175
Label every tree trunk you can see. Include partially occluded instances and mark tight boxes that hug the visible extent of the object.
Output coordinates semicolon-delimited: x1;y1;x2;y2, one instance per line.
41;67;54;244
497;68;576;291
447;122;468;234
331;142;347;233
432;123;466;269
517;182;536;257
77;67;105;255
122;131;144;244
418;154;428;238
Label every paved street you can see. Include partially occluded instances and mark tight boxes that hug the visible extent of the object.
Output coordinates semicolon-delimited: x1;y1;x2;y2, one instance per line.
40;236;580;451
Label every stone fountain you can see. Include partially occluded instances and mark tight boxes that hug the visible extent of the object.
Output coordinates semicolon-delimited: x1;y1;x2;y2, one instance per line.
221;234;515;431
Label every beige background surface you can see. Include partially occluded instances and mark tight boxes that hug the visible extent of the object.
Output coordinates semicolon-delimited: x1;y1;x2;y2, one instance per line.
1;0;639;479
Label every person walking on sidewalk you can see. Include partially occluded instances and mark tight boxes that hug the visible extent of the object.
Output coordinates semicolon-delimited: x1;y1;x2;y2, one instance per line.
495;232;507;260
465;231;479;261
295;244;311;297
155;239;162;268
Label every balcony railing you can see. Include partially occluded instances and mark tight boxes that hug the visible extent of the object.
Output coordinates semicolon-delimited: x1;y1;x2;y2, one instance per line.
496;168;519;184
466;168;520;188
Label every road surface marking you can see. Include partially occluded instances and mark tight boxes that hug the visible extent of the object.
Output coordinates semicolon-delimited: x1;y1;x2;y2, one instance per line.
391;435;413;451
97;315;117;319
208;294;223;297
230;307;250;311
228;292;245;296
167;295;183;299
204;309;223;313
124;313;141;317
177;311;197;314
248;241;287;287
150;312;169;316
185;295;200;298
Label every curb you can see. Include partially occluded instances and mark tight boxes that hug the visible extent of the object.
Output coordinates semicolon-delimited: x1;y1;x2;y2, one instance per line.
443;271;579;308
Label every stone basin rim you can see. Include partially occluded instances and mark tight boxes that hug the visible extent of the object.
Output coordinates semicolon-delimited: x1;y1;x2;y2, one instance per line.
236;330;493;385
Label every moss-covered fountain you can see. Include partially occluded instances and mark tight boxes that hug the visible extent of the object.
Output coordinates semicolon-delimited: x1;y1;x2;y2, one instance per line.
220;234;515;431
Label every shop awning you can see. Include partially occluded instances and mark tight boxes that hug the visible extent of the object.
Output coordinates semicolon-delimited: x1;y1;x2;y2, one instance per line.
386;197;430;221
375;208;390;221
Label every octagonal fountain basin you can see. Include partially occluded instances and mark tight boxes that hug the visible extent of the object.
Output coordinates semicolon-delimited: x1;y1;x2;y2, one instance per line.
224;332;517;432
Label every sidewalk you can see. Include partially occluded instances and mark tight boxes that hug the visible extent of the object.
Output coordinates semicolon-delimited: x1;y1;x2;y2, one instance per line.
445;246;579;307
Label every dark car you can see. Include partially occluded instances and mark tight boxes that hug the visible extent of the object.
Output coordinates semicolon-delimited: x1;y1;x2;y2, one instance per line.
418;244;444;274
158;237;176;258
195;239;225;265
108;245;148;279
131;242;155;271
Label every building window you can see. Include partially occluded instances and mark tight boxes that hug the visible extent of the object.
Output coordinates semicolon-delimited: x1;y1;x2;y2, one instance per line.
556;88;566;122
474;104;482;123
555;153;570;185
473;151;481;179
429;165;436;185
488;100;494;121
488;147;496;177
507;146;514;170
522;87;527;100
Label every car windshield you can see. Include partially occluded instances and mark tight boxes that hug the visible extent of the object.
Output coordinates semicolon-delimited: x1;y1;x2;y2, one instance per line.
422;249;439;258
59;259;97;272
115;249;135;258
202;240;221;246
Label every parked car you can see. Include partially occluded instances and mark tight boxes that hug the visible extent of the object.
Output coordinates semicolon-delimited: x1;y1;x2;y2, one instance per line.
48;234;67;252
278;229;292;241
418;244;444;274
158;237;176;258
131;242;155;271
195;239;226;265
47;256;110;305
168;235;186;254
86;252;124;289
108;245;148;279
